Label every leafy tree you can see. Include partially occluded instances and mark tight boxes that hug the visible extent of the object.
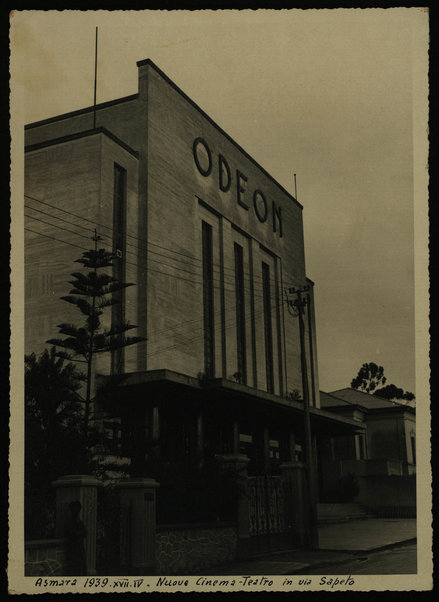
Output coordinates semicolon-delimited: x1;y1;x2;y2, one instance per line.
351;362;415;404
350;362;386;393
373;384;415;403
25;347;90;538
47;236;145;436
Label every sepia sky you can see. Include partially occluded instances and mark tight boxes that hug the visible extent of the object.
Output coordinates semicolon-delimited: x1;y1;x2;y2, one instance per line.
11;8;429;395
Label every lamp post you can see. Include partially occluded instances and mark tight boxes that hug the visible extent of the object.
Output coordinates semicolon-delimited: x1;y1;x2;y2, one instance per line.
287;286;319;548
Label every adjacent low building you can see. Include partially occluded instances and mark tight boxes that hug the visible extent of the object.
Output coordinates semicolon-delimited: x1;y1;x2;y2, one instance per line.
318;388;416;518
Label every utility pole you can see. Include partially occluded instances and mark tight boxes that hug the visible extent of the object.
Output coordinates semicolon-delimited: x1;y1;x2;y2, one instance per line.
286;285;319;548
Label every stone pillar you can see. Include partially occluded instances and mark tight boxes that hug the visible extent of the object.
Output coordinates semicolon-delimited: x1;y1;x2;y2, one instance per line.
280;462;308;548
52;474;101;575
116;478;159;575
216;454;250;539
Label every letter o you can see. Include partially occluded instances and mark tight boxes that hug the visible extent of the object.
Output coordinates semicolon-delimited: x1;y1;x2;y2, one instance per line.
253;189;268;222
193;137;212;177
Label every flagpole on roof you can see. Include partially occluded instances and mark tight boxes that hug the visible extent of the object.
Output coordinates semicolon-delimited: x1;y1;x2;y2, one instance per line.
93;26;98;129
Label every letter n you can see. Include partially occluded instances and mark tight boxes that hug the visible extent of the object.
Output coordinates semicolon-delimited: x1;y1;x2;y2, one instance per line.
272;202;283;237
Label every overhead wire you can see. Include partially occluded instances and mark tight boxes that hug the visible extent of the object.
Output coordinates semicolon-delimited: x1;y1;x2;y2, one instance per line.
25;221;289;347
25;224;287;364
145;295;285;361
24;193;297;290
24;205;286;302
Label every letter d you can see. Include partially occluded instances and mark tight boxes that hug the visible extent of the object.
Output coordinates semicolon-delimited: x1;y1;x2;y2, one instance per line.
218;154;231;192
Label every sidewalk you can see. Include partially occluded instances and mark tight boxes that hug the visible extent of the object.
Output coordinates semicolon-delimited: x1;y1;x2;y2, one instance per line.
197;518;417;575
318;518;416;552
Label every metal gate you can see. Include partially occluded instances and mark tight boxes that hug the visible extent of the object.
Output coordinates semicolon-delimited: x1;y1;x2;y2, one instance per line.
248;475;286;539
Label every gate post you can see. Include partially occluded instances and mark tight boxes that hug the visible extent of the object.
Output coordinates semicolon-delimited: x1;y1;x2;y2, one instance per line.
52;474;102;575
280;462;308;547
215;454;250;539
115;477;159;575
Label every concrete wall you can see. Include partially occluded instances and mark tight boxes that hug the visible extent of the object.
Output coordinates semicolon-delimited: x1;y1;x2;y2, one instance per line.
142;62;318;399
25;96;142;150
319;458;416;514
356;474;416;517
25;539;66;576
25;134;102;358
25;130;140;380
366;412;415;465
26;526;237;577
155;523;237;575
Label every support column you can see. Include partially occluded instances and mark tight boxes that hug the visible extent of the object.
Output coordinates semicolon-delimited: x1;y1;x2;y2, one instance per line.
232;420;240;455
52;474;101;575
151;406;160;443
146;406;160;470
262;426;271;474
196;412;204;469
116;477;159;575
129;406;148;477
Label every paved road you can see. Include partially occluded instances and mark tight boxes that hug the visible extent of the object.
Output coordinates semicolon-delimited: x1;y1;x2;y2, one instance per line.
306;543;417;575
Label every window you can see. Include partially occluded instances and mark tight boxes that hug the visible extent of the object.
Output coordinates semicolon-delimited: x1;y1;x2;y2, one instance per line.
262;262;274;393
357;434;366;460
294;443;303;463
239;432;260;475
269;439;280;472
239;432;253;456
103;420;123;454
202;221;215;377
411;434;416;464
111;163;127;374
234;243;247;384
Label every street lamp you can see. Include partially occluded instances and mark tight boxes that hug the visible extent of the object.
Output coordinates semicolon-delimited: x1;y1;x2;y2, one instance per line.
287;285;319;548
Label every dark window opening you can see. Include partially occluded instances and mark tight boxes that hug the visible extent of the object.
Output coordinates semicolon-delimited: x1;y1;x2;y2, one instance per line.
294;443;303;463
239;432;261;476
262;262;274;393
234;243;247;384
358;435;366;460
103;420;123;455
411;434;416;464
111;163;127;374
202;221;215;377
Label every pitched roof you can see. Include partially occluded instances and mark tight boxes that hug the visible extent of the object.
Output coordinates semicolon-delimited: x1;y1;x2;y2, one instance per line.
327;388;411;410
320;391;353;408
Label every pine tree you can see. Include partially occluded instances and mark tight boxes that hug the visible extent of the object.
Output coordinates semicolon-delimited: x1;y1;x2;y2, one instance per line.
47;232;145;437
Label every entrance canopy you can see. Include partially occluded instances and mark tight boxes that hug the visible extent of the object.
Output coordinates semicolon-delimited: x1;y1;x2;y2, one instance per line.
99;369;364;438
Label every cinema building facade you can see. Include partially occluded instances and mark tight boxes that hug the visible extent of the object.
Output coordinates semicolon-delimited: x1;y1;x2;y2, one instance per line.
25;59;363;564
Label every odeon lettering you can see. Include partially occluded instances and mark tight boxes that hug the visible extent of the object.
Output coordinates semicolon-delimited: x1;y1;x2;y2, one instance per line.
193;137;283;238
